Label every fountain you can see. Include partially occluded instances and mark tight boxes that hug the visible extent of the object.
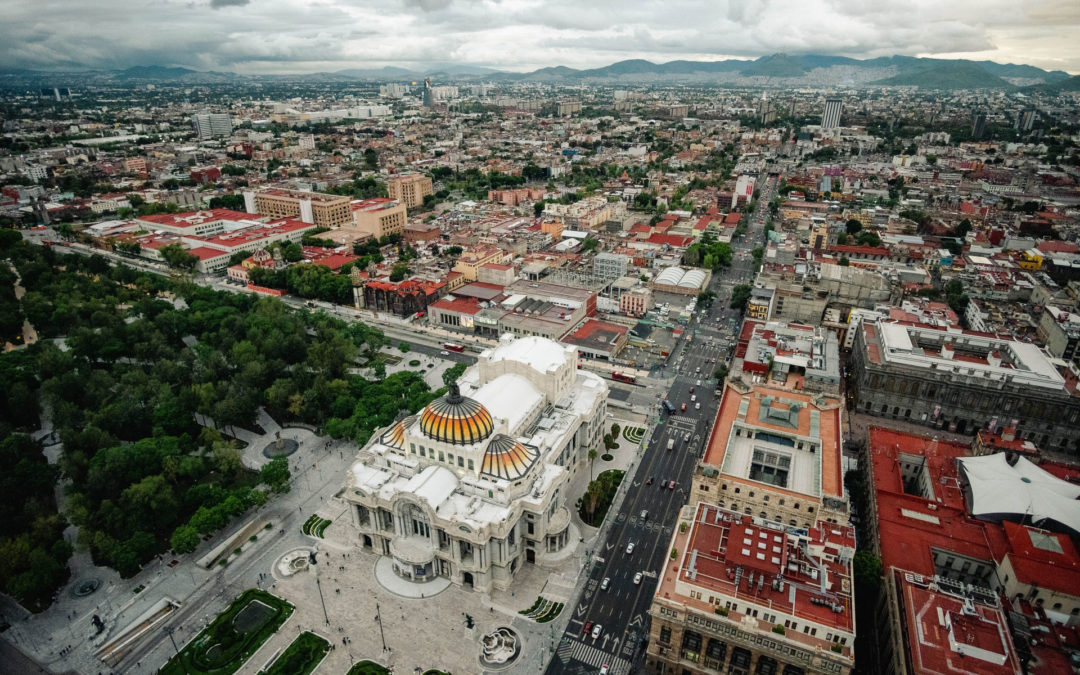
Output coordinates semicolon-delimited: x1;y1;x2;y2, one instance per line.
479;626;521;669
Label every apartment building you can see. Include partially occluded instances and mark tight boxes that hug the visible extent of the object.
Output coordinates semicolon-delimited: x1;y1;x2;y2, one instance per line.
245;188;352;228
387;173;433;209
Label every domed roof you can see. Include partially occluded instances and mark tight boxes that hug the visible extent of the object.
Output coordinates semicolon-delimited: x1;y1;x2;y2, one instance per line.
481;434;539;480
419;384;495;446
380;415;414;449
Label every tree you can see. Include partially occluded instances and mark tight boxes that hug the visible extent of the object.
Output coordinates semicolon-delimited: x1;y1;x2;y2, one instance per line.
282;242;303;262
388;262;409;282
696;290;716;308
853;550;883;589
844;219;862;235
445;245;463;257
159;243;198;271
836;232;849;245
209;194;245;210
581;237;599;252
855;230;881;247
839;257;850;266
714;364;729;381
610;422;620;439
422;194;437;210
398;341;410;353
363;148;378;171
170;525;201;554
260;456;291;493
730;284;752;311
533;200;545;217
588;448;598;481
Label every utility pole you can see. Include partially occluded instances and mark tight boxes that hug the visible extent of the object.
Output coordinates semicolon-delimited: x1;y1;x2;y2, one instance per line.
314;562;330;625
375;602;388;651
164;625;180;655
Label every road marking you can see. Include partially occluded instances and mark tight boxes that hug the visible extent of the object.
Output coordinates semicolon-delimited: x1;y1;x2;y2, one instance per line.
628;613;643;628
576;602;587;617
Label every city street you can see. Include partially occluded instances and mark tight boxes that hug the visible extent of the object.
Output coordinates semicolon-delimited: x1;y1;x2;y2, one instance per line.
546;171;778;673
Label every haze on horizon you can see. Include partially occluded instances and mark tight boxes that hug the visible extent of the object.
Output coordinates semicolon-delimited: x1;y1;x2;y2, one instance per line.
2;0;1079;75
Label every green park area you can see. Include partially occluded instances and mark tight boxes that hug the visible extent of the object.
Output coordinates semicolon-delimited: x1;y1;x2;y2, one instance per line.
347;661;390;675
577;469;625;526
160;589;293;675
261;630;329;675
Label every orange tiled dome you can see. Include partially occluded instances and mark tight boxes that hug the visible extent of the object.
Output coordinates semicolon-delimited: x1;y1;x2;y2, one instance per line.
419;384;494;446
481;435;539;480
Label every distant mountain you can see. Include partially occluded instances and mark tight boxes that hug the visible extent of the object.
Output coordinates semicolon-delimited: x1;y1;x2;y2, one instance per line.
873;61;1017;90
0;54;1073;90
1025;74;1080;93
113;65;200;80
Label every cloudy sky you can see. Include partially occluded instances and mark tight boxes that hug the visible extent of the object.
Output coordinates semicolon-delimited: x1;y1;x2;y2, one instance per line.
2;0;1079;74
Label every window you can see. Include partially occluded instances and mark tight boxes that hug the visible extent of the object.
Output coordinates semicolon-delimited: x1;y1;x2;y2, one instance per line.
438;451;445;462
660;625;672;644
410;443;416;453
734;487;741;494
779;498;785;506
748;491;755;498
458;457;464;467
468;459;474;470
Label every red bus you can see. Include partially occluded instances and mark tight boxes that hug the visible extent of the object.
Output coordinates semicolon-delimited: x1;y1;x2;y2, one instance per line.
443;343;465;353
611;371;636;384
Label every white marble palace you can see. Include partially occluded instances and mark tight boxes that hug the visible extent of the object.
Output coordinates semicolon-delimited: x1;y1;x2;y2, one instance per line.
344;335;609;592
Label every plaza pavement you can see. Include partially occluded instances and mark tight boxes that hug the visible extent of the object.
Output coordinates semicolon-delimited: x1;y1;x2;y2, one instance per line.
0;404;651;675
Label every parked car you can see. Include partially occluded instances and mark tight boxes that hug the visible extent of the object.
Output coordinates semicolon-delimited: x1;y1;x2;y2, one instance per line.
601;577;610;591
626;542;635;554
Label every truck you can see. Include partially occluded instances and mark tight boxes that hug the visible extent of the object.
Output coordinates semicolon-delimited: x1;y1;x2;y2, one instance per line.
667;438;675;451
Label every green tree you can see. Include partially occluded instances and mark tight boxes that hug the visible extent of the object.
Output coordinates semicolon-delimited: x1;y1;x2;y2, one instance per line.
581;237;599;252
588;448;598;481
388;262;409;282
398;341;410;353
170;525;201;554
844;219;862;235
363;148;378;171
159;243;198;271
696;290;716;308
853;550;883;589
260;456;291;493
714;364;729;381
729;284;752;311
839;256;850;266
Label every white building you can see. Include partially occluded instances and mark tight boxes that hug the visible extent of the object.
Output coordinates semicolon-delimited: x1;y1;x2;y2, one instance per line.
191;112;233;140
344;335;609;592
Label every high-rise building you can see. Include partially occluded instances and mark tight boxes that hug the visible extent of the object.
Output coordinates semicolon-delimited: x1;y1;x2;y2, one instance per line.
1017;109;1037;132
821;99;843;129
386;173;433;209
971;112;987;140
422;77;434;108
191;112;233;140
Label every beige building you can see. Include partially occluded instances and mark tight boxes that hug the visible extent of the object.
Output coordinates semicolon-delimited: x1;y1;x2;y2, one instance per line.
387;173;434;209
245;188;352;228
350;198;407;239
620;287;652;317
453;247;505;282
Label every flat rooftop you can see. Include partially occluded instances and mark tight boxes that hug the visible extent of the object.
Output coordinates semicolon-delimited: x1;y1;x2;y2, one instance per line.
257;188;350;204
656;503;855;644
896;571;1021;674
703;383;844;500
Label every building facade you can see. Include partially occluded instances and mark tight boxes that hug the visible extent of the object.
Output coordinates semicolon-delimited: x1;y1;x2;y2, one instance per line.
344;336;608;592
852;316;1080;454
350;198;407;239
387;174;434;209
246;188;352;228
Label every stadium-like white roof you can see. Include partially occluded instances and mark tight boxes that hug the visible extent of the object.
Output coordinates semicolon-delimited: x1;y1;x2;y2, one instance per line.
655;266;686;286
959;454;1080;535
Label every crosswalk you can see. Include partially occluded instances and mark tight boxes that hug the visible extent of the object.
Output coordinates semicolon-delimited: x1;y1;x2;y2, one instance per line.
556;637;632;674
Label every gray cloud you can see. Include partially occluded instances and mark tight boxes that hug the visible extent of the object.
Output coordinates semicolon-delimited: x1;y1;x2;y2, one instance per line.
0;0;1075;74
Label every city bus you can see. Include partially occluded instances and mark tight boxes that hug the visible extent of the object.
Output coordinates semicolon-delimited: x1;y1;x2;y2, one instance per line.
611;371;636;384
442;343;465;353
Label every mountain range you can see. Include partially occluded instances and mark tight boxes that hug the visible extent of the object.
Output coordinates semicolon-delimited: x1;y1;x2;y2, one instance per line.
0;54;1074;90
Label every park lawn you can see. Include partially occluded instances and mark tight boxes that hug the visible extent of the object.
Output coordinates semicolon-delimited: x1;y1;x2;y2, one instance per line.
160;589;293;675
261;631;329;675
347;661;390;675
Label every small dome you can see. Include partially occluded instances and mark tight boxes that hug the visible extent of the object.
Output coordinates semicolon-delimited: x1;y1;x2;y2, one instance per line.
380;415;414;449
419;384;495;446
481;435;539;480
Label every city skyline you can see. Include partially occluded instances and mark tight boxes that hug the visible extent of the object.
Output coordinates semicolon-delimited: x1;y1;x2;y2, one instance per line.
2;0;1079;75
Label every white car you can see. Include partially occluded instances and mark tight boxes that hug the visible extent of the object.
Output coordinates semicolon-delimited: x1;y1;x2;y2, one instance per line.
634;572;643;585
626;542;635;554
591;623;603;639
439;350;450;355
695;402;701;410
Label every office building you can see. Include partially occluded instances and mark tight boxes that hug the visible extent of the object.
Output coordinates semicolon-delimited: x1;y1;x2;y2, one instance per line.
852;315;1080;454
344;335;608;592
971;112;988;140
423;77;434;108
191;112;233;140
349;198;407;239
821;99;843;129
386;173;433;209
593;252;629;280
647;503;856;675
1017;109;1037;132
245;188;352;228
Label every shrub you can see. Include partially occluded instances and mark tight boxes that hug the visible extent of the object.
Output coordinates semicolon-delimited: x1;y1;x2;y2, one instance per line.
772;625;785;634
670;547;678;560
